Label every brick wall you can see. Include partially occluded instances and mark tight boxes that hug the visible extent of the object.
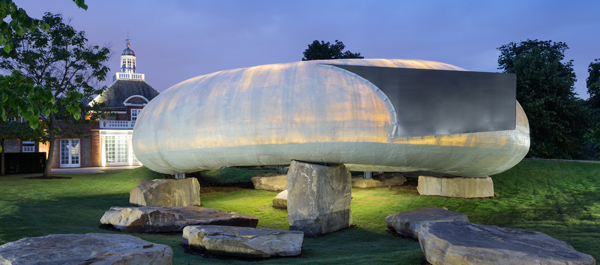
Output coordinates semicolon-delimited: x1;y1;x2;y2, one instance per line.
3;140;20;153
90;131;101;167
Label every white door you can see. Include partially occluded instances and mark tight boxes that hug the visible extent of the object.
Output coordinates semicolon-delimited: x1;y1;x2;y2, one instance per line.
60;139;80;168
105;135;129;165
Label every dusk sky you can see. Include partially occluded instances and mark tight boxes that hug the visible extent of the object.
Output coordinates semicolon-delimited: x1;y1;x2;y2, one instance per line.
14;0;600;98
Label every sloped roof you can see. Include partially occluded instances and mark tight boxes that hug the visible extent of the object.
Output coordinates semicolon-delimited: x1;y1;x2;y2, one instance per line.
92;80;159;111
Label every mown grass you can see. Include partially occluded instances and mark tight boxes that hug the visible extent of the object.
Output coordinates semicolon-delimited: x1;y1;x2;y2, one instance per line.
0;160;599;264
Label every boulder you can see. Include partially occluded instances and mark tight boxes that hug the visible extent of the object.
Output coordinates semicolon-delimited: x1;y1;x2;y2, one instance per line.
287;160;352;236
100;206;258;233
417;175;494;198
352;173;407;188
0;233;172;265
385;207;468;239
419;221;596;265
130;178;201;207
272;190;288;209
251;172;287;191
183;225;303;258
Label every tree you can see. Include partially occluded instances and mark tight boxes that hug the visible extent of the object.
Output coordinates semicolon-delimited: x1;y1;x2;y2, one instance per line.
587;59;600;109
0;71;45;176
585;59;600;157
302;40;363;61
0;0;87;52
498;39;590;159
0;13;110;177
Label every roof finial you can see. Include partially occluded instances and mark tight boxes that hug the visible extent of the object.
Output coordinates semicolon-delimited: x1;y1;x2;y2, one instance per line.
126;31;130;48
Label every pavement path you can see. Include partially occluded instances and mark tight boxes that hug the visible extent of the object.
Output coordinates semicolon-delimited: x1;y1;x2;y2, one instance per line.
51;165;142;174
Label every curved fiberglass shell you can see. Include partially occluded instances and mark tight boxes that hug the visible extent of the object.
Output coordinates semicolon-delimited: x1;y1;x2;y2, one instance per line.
132;59;529;177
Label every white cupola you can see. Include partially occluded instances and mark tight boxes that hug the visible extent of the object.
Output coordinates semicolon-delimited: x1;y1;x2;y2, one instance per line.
113;39;145;81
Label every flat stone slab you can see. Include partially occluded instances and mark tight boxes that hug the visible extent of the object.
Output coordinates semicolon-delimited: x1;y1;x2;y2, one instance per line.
183;225;303;258
386;207;468;239
130;178;201;207
100;206;258;233
0;233;172;265
419;221;596;265
417;175;494;198
252;172;287;191
272;190;287;209
352;173;407;188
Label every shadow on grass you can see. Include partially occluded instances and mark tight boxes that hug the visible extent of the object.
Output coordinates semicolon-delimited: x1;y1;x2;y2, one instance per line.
0;193;130;243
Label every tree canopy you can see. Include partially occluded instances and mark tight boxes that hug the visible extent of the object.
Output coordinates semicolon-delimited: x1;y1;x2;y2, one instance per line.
0;71;45;176
0;0;87;52
587;59;600;109
498;39;590;159
302;40;363;61
0;12;110;177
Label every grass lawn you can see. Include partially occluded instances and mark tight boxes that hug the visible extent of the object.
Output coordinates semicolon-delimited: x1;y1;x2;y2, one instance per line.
0;160;599;264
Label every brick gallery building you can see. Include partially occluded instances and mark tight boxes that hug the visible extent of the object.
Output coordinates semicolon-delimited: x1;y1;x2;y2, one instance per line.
4;42;159;168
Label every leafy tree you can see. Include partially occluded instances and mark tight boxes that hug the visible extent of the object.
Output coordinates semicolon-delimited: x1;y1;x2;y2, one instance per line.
498;39;590;159
0;0;87;52
585;59;600;157
0;71;45;176
302;40;363;61
0;13;110;177
587;59;600;109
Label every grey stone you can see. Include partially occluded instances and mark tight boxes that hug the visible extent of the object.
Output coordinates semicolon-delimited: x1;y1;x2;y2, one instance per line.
0;233;172;265
100;206;258;233
287;160;352;236
272;190;287;209
130;178;201;207
183;225;303;258
385;207;468;239
417;175;494;198
252;172;287;191
352;173;407;188
419;221;596;265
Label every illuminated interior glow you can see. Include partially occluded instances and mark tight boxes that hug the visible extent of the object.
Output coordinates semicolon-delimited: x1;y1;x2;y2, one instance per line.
132;59;529;177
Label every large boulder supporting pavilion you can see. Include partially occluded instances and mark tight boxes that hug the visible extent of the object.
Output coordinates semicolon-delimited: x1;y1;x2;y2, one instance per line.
100;206;258;233
0;233;172;265
287;160;352;236
418;221;596;265
417;175;494;198
386;207;468;239
129;178;201;207
252;172;287;191
183;225;304;258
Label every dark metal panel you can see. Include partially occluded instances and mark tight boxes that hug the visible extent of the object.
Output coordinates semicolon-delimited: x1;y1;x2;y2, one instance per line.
331;64;516;138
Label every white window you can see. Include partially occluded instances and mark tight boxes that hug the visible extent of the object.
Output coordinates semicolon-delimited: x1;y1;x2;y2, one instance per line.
60;139;80;167
105;135;128;165
22;141;35;152
7;117;24;122
131;109;141;121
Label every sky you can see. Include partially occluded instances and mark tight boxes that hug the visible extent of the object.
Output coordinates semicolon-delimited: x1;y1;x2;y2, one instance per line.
13;0;600;99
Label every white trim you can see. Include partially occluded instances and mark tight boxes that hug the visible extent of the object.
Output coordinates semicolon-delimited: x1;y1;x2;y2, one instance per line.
99;120;135;129
60;139;81;168
22;141;35;153
123;95;149;105
100;129;133;135
124;103;146;106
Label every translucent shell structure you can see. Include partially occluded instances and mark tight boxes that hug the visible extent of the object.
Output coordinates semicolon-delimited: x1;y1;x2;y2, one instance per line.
132;59;529;177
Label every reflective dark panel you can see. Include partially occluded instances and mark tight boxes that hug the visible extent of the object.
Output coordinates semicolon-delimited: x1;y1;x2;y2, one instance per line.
332;64;516;138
